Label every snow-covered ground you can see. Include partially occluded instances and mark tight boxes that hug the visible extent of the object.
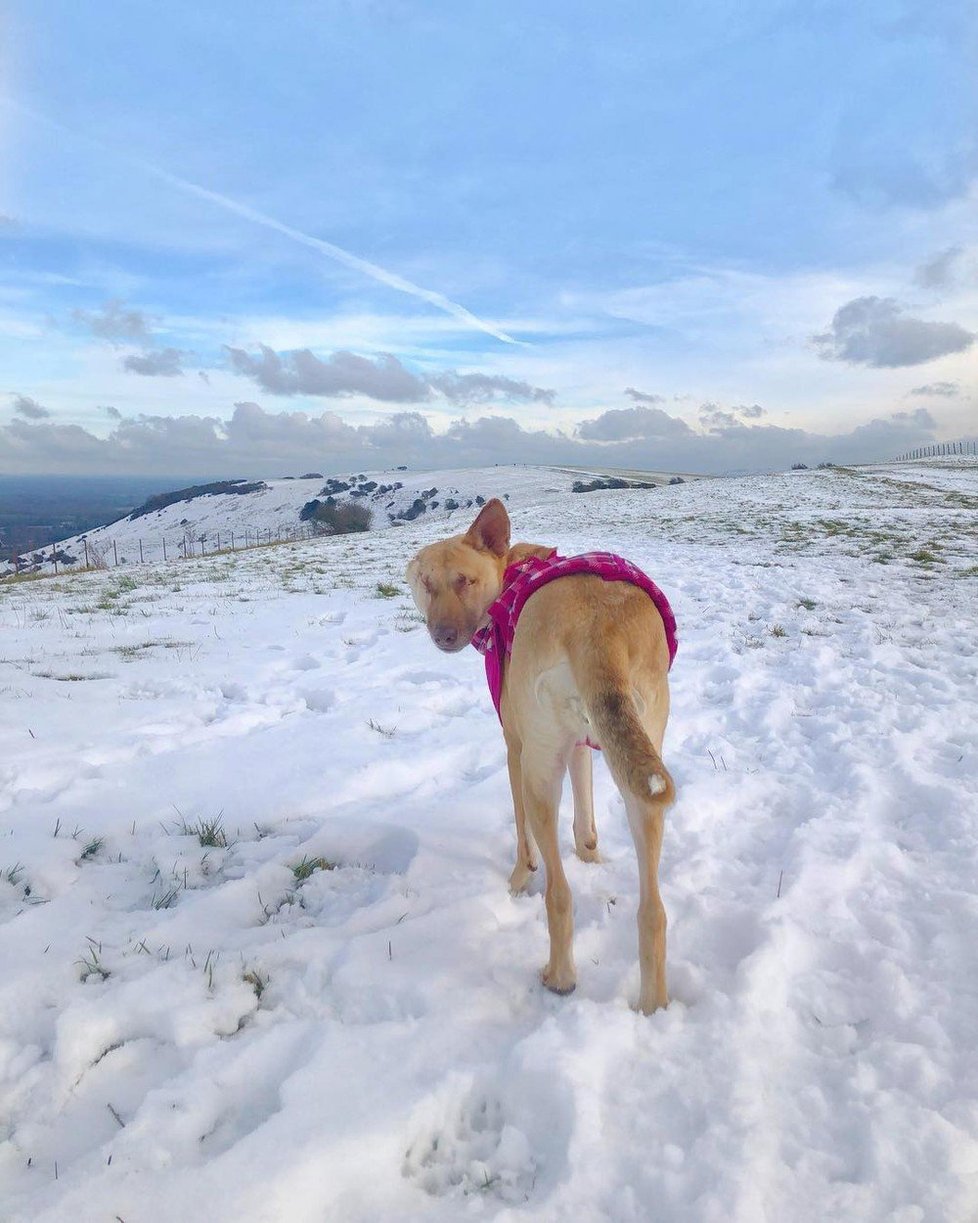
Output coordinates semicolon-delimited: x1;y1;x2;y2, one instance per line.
1;461;976;1221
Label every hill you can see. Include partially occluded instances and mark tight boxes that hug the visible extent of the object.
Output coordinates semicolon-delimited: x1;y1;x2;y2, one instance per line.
2;465;667;577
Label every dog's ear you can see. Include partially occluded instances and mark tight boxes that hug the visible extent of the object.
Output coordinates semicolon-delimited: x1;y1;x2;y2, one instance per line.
465;498;510;557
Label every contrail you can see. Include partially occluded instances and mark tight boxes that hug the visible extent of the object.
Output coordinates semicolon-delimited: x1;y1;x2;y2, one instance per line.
4;97;523;346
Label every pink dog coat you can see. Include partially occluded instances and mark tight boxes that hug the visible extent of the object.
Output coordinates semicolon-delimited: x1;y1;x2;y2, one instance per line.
470;550;678;729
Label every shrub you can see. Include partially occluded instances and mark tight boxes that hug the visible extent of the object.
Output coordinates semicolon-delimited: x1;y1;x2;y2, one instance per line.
129;480;266;519
308;500;372;534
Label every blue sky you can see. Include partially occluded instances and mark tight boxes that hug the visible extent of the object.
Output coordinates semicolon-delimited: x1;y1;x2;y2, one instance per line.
1;0;975;475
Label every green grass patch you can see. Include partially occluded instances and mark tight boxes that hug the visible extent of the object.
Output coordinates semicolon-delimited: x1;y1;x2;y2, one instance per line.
290;855;336;882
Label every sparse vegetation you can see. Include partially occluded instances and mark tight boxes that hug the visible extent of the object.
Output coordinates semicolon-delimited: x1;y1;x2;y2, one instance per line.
242;967;268;1000
77;941;110;982
290;856;335;882
177;814;231;848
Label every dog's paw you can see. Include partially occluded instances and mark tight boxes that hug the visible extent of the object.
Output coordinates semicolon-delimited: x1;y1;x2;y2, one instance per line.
574;841;601;864
508;860;537;895
634;987;669;1015
540;965;576;996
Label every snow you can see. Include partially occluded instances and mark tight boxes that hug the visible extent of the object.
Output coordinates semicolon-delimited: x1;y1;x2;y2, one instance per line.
1;461;976;1221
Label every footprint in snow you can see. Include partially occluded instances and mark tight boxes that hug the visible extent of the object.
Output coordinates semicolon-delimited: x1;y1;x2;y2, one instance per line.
402;1077;537;1203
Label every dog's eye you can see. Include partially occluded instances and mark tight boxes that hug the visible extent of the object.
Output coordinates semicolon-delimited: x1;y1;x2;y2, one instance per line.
454;574;476;590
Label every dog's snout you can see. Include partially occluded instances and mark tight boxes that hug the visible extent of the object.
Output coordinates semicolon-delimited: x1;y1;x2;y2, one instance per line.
431;623;460;651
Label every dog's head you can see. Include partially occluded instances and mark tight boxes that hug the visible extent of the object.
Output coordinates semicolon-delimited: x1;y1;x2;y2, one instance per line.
405;499;512;652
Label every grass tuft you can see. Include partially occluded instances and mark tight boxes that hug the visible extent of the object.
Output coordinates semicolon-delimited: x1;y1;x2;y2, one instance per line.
290;855;336;882
243;968;268;1000
80;837;104;862
176;813;231;848
375;582;401;598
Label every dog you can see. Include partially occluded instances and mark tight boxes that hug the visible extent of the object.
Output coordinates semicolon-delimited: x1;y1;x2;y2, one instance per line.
405;498;676;1013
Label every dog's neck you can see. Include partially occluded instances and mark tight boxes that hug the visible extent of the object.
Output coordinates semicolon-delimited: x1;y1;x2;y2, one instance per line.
505;542;555;568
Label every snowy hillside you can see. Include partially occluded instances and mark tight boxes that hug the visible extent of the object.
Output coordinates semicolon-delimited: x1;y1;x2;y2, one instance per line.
1;461;976;1221
3;465;660;578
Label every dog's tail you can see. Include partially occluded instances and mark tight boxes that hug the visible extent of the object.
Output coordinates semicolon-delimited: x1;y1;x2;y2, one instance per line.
575;659;675;806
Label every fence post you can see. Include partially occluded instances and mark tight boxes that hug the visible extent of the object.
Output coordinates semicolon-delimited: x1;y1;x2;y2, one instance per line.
113;540;119;566
163;537;168;562
84;539;90;569
52;546;58;576
139;539;144;564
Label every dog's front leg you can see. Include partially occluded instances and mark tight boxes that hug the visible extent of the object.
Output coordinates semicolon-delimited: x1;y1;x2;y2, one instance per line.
522;752;576;995
505;731;537;894
569;744;599;863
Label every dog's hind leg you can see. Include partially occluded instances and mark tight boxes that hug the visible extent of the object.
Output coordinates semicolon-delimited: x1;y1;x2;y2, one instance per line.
569;744;600;863
505;730;538;895
521;745;576;995
623;792;669;1014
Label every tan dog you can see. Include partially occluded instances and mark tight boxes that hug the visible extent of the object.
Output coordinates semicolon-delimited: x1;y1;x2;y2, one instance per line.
406;498;674;1013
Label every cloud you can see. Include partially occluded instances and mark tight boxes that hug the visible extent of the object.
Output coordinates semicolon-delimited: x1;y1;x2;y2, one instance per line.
908;381;959;398
226;345;556;407
0;214;17;228
0;401;941;479
624;387;666;405
915;246;965;290
699;402;767;431
577;405;695;442
226;345;430;402
72;300;151;343
122;347;185;377
11;394;51;420
427;371;555;406
813;297;975;368
101;405;122;419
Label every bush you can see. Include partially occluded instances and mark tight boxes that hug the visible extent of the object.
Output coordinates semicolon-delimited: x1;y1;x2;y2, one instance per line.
791;463;809;470
129;480;266;519
308;500;372;534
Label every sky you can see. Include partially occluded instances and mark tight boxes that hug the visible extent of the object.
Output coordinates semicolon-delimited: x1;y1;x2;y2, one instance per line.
1;0;976;477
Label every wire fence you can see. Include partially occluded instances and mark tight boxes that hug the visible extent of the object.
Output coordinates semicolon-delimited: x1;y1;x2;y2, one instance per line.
8;522;321;578
892;440;977;461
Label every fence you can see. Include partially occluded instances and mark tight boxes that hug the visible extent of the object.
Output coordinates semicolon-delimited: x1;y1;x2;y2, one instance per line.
8;522;321;579
893;440;977;461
